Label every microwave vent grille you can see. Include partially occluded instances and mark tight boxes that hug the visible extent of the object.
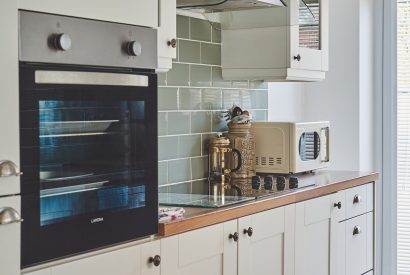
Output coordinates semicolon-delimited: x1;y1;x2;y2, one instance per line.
256;156;283;167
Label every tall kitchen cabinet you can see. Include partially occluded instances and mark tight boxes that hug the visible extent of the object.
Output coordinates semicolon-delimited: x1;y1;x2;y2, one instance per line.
294;192;344;275
220;0;329;81
0;2;21;275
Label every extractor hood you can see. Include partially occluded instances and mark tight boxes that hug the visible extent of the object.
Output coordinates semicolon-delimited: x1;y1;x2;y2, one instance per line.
177;0;286;12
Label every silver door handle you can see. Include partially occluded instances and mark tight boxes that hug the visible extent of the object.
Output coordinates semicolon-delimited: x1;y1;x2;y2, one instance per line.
0;160;23;177
320;127;330;163
0;207;23;225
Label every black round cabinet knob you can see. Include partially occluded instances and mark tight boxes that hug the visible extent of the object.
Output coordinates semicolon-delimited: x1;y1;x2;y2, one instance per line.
229;232;239;242
243;227;253;237
148;255;161;266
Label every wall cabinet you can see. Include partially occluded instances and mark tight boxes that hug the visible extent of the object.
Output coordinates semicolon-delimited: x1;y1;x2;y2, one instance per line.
17;0;158;28
157;0;177;72
238;205;295;275
220;0;329;81
161;220;238;275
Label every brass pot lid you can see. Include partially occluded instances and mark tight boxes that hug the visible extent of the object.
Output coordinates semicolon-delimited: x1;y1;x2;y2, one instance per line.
208;134;230;146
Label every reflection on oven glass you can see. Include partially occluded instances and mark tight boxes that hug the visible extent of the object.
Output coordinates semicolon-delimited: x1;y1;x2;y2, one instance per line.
38;100;148;226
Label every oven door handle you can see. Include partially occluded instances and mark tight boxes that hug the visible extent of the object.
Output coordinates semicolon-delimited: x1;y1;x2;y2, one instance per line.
35;70;149;87
320;127;330;163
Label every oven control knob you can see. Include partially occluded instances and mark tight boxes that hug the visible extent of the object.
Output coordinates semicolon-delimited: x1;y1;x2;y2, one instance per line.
53;33;72;51
127;41;142;56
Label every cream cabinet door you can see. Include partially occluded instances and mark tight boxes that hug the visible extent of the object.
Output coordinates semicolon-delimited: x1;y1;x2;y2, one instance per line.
0;0;20;197
52;240;160;275
0;196;21;275
157;0;177;72
289;0;329;72
18;0;158;28
238;205;295;275
294;193;342;275
161;220;238;275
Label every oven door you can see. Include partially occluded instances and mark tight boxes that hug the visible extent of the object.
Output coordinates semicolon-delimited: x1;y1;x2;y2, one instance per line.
20;64;158;267
293;122;330;173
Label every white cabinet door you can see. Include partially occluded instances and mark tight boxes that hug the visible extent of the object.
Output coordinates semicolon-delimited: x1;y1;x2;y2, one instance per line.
238;205;295;275
295;193;341;275
161;220;238;275
18;0;158;28
0;196;21;275
157;0;177;72
52;240;161;275
0;0;20;197
289;0;329;71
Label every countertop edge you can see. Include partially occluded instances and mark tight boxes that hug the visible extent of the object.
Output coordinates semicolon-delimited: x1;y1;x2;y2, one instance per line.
158;172;379;237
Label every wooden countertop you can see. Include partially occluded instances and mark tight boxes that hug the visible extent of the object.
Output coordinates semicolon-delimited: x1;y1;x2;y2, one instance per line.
158;171;379;237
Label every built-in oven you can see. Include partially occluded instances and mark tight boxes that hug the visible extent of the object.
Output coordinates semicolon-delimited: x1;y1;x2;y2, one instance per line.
19;11;158;267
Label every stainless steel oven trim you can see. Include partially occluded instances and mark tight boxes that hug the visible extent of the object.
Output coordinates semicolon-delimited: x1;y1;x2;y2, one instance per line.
35;71;149;87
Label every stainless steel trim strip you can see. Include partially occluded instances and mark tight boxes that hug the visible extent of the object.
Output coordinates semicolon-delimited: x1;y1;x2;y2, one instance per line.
35;71;149;87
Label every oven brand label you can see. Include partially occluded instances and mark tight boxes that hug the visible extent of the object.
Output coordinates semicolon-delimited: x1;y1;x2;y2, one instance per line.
91;217;104;224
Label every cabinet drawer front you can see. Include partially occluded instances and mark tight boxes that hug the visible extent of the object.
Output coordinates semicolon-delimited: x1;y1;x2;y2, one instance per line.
18;0;158;28
345;215;367;275
345;184;372;219
0;196;21;275
52;246;141;275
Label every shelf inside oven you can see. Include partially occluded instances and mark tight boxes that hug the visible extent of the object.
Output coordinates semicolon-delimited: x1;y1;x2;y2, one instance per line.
39;120;119;138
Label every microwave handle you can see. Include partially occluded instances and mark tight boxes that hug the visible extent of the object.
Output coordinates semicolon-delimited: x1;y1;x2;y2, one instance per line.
321;127;330;163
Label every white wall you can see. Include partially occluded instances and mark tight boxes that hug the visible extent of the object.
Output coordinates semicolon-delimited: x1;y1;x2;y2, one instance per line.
267;0;376;171
268;82;305;122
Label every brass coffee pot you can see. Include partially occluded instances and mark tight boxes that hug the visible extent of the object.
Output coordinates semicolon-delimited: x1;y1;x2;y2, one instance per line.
208;134;242;196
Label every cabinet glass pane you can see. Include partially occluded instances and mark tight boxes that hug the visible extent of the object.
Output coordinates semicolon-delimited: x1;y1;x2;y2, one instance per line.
299;0;320;49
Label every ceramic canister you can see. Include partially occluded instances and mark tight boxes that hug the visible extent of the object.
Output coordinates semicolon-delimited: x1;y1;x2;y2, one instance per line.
226;123;256;179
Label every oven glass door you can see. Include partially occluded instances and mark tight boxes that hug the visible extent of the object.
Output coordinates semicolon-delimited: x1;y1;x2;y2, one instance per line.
20;64;158;267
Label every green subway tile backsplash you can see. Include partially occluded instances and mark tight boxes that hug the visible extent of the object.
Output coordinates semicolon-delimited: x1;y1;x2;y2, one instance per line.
179;40;201;63
190;18;212;42
191;65;212;87
157;15;268;193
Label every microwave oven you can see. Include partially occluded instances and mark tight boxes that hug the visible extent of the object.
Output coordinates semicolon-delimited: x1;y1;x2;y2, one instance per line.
251;121;330;174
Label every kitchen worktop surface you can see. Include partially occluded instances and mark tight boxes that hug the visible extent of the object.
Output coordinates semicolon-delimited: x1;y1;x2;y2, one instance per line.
158;170;379;237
